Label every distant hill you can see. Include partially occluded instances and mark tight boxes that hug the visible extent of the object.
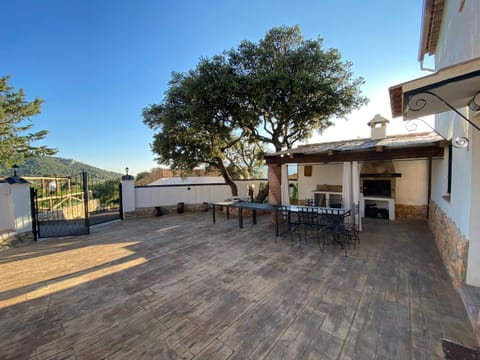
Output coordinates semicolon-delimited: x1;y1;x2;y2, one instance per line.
0;156;122;179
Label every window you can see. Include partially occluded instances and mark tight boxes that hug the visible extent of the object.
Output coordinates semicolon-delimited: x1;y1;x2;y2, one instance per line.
304;165;312;177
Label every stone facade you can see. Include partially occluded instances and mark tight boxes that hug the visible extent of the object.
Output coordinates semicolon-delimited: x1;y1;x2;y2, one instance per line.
395;204;428;220
429;201;469;288
0;231;35;250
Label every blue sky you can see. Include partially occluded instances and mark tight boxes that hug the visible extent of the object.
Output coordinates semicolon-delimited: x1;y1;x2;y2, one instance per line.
1;0;429;175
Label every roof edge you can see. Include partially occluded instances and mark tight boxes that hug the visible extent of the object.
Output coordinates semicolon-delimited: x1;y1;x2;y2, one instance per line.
418;0;445;62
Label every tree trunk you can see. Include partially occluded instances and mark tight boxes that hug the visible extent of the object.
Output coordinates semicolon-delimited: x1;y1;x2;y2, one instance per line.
216;158;238;196
255;182;269;203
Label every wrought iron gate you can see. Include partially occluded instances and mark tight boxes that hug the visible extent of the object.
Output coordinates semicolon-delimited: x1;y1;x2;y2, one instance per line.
87;173;122;226
31;172;122;239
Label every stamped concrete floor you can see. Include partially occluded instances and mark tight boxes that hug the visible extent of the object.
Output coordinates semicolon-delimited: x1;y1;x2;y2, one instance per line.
0;212;477;359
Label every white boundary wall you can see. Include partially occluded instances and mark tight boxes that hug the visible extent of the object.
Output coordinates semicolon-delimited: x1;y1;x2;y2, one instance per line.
0;183;14;232
133;179;268;209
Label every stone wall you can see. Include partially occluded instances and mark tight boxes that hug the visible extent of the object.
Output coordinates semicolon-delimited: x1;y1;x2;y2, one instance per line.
0;231;35;250
429;201;469;288
395;204;428;220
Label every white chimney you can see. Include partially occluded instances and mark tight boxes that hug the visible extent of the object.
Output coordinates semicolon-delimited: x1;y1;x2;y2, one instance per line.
368;114;390;139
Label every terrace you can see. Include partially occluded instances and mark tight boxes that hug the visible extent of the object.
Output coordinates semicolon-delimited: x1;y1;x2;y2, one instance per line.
0;212;477;359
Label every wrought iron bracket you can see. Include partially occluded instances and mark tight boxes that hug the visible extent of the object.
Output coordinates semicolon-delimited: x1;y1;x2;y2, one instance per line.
406;89;480;149
407;90;480;133
405;118;469;149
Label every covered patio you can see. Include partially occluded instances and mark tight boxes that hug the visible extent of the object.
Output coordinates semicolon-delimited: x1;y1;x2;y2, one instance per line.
0;212;477;359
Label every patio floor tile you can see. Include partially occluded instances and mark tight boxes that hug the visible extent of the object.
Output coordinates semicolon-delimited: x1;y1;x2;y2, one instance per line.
0;212;477;359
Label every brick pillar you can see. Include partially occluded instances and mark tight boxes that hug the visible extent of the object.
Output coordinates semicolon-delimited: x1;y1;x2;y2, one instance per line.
268;164;282;205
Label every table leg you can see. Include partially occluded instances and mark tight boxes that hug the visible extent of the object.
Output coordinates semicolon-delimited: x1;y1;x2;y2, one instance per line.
253;210;257;225
238;208;243;229
212;204;216;223
227;206;230;220
275;210;279;237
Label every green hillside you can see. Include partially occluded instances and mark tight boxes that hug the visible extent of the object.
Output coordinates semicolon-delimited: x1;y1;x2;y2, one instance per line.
1;156;122;179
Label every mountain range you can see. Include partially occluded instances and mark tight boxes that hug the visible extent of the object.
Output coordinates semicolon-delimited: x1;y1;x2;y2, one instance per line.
1;156;122;179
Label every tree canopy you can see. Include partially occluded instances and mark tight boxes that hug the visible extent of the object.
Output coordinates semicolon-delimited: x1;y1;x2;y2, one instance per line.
0;76;57;173
143;25;368;196
143;56;248;195
229;25;368;151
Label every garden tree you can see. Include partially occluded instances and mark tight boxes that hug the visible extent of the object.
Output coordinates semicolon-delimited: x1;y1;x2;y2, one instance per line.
0;76;57;173
224;137;266;179
135;171;150;182
144;26;367;198
229;25;368;151
143;56;252;196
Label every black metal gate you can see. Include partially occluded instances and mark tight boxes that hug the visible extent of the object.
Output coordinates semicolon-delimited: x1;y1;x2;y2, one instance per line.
87;173;122;226
31;172;122;239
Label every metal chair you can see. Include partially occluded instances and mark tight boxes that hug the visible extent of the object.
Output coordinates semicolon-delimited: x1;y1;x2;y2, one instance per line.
277;206;300;245
323;208;350;254
335;203;360;255
297;207;326;251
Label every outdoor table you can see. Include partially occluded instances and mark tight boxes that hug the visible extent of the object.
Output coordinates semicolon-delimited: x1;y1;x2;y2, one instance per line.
230;202;282;234
211;201;234;224
211;201;282;235
211;202;344;238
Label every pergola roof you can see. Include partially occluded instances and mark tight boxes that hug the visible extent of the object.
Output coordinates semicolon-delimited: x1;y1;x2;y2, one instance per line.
264;132;445;164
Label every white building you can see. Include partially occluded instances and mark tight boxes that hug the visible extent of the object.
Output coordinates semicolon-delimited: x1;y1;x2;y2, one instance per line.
389;0;480;342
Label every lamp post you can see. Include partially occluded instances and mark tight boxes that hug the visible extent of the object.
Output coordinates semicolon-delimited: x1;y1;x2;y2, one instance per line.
13;164;19;177
125;167;129;176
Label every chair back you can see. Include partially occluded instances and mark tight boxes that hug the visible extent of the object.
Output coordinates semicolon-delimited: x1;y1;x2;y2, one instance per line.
298;207;320;226
304;198;316;207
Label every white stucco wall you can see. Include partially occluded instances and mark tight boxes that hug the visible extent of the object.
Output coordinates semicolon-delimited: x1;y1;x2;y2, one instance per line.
0;183;14;232
431;0;480;285
11;184;32;234
297;163;343;200
134;179;268;208
393;160;429;205
296;160;428;205
121;179;136;213
467;116;480;284
435;0;480;69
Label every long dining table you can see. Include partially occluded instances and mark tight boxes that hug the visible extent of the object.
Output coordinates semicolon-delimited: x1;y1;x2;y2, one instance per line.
211;202;346;237
211;201;282;235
